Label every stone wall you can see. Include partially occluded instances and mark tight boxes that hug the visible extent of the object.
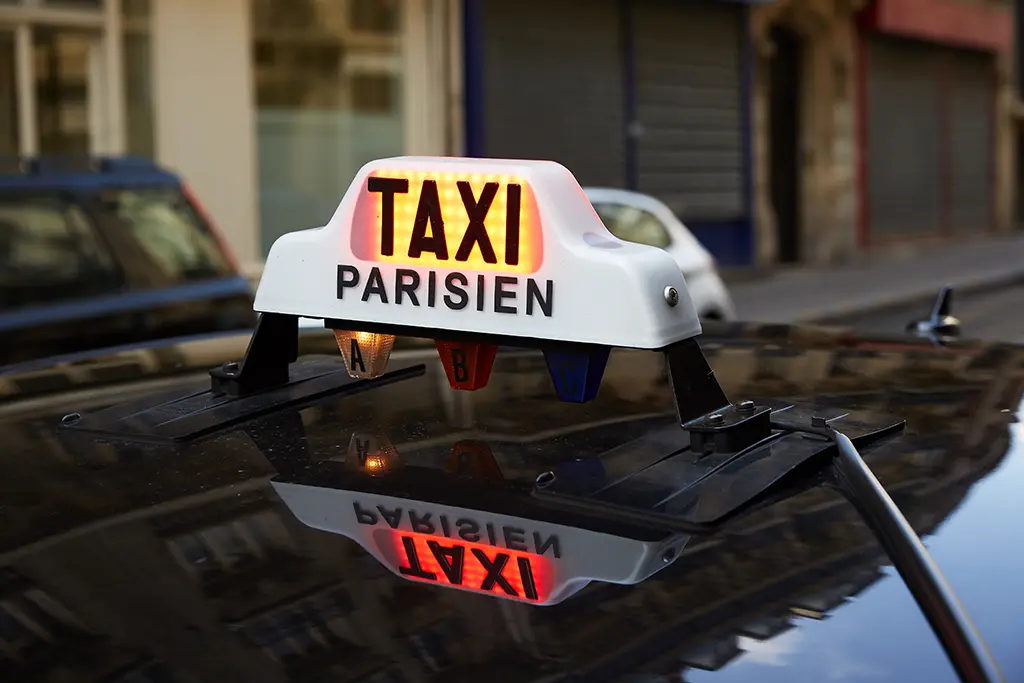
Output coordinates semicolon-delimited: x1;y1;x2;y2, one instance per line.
750;0;861;267
751;0;1017;266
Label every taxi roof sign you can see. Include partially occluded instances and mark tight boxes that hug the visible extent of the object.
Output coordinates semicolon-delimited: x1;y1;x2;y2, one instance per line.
254;156;702;350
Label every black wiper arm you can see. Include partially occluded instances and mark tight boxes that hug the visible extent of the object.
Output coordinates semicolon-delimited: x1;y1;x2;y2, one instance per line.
811;425;1002;683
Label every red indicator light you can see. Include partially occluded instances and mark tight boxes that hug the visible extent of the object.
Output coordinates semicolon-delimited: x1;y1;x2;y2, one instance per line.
385;530;553;603
436;340;498;391
445;440;504;482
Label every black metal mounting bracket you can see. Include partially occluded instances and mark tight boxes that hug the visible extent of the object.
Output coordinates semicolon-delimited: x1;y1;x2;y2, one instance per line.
663;337;731;425
209;312;300;397
664;337;774;454
684;400;774;455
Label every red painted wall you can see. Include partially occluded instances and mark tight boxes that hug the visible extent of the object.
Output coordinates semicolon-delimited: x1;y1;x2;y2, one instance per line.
855;0;1009;248
860;0;1012;55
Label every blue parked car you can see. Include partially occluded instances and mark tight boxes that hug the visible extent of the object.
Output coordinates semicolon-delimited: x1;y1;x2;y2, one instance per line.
0;156;256;369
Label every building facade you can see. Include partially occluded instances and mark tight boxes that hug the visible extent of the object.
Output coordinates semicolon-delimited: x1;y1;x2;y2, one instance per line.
0;0;1017;271
751;0;1015;267
0;0;458;268
463;0;766;267
855;0;1013;250
0;0;154;165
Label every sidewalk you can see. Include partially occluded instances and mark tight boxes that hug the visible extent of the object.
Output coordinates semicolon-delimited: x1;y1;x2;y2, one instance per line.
727;234;1024;324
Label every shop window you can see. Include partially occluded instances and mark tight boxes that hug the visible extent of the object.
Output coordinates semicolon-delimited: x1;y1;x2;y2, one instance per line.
167;509;293;582
350;0;401;33
252;0;405;256
0;582;87;666
0;32;16;156
123;0;155;157
116;660;185;683
41;0;103;7
234;586;356;665
33;28;92;155
351;74;398;114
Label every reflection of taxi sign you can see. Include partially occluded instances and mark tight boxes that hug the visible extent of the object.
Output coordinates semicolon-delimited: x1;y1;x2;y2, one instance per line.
253;156;702;403
345;432;401;476
273;480;691;607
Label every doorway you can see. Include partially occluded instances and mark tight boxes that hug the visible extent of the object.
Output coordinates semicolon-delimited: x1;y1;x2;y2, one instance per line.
768;25;803;263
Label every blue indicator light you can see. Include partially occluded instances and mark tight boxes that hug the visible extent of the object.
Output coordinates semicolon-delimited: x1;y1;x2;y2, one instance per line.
543;346;610;403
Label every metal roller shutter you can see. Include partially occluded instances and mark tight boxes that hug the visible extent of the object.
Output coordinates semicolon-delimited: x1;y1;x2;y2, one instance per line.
633;0;744;220
479;0;626;188
867;36;943;239
946;50;995;234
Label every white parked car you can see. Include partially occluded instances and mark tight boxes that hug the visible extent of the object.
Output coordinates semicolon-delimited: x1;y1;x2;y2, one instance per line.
584;187;736;321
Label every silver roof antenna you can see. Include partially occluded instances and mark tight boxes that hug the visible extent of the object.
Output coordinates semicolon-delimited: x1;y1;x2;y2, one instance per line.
907;285;961;344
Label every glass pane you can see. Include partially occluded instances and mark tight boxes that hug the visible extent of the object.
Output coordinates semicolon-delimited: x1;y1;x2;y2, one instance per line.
34;28;92;155
123;0;152;156
123;38;153;156
593;203;672;249
349;0;400;33
0;31;17;155
170;534;217;576
96;186;232;283
123;0;150;18
41;0;103;8
0;192;121;311
253;0;404;255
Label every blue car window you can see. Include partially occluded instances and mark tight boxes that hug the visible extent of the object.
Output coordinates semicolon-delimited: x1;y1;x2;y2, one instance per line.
0;192;122;311
101;186;232;283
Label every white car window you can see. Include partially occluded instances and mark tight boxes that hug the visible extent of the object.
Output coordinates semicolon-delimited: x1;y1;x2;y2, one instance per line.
592;202;672;249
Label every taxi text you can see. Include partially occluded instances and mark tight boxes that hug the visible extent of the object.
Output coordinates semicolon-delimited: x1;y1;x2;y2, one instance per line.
395;533;542;601
354;501;562;558
337;265;554;317
369;176;523;266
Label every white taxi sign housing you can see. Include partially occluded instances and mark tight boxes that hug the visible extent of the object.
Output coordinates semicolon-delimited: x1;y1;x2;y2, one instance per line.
254;156;701;350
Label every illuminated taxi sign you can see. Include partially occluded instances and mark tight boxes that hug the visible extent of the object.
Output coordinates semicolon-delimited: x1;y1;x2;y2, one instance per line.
386;529;554;603
272;482;691;606
253;156;701;351
351;171;542;274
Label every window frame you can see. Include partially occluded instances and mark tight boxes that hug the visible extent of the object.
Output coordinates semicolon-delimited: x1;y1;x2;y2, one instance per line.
0;0;140;156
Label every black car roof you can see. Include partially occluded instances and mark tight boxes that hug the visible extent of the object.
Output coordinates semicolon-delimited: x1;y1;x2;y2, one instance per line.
0;323;1021;683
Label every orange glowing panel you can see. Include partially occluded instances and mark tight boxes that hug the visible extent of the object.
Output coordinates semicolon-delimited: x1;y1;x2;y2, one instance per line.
350;170;544;274
385;530;553;603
